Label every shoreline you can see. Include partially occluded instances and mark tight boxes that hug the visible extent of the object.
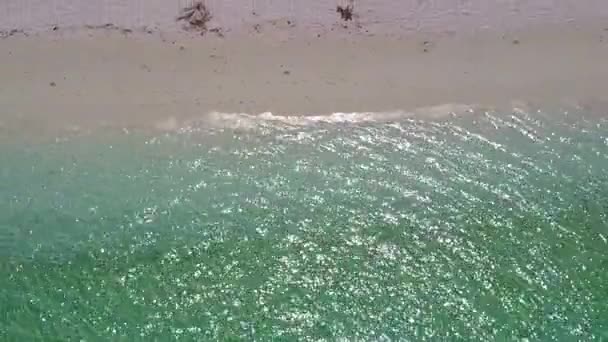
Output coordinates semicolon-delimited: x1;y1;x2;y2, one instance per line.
1;22;608;136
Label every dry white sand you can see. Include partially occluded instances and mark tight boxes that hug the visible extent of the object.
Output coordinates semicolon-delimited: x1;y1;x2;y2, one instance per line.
3;0;608;35
1;21;608;135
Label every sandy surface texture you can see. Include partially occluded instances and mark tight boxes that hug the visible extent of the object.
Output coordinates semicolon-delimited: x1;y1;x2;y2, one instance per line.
1;23;608;135
2;0;608;36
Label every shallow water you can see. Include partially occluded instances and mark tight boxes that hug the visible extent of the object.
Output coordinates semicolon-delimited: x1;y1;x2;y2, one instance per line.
1;109;607;340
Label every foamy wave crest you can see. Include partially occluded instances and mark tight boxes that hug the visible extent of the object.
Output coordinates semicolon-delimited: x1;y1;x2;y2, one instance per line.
206;110;409;128
196;104;475;130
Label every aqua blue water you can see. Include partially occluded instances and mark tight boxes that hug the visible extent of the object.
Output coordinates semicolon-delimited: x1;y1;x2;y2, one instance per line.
1;109;607;340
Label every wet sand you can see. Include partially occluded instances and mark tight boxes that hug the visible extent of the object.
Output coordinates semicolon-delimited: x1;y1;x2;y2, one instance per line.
1;23;608;135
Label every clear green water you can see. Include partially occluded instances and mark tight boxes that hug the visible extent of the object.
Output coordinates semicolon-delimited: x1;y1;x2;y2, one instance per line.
1;110;607;341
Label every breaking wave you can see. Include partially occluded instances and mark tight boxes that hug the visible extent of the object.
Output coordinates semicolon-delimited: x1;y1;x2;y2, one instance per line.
181;104;477;130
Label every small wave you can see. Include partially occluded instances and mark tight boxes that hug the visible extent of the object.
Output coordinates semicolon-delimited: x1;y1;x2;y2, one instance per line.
187;103;476;130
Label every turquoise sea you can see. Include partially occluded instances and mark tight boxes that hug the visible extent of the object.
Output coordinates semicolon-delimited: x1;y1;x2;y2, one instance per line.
1;108;607;340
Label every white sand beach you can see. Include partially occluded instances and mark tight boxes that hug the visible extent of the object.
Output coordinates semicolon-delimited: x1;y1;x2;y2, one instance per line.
1;1;608;135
